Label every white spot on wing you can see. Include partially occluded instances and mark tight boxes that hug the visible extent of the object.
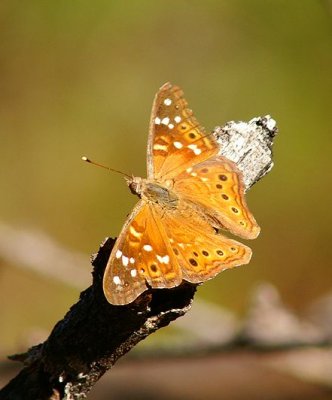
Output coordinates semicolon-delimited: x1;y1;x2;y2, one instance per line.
153;144;168;152
155;117;161;125
129;225;141;238
130;257;135;264
130;269;137;277
143;244;153;252
174;116;181;123
157;255;170;264
173;141;183;149
161;117;170;125
115;250;122;259
188;144;202;155
164;98;172;106
122;255;129;267
168;123;174;129
113;275;121;285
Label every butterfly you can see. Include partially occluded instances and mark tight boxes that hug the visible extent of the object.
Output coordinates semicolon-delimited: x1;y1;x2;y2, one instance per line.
103;82;260;305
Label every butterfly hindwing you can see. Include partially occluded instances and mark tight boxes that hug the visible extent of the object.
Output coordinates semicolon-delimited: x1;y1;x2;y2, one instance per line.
147;82;219;180
173;156;260;239
157;203;252;283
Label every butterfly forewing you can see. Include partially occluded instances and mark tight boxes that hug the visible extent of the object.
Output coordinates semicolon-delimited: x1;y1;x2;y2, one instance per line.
103;202;182;305
173;156;260;239
147;82;219;180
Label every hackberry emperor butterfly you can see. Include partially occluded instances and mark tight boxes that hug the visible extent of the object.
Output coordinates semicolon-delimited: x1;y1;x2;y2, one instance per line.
103;83;260;305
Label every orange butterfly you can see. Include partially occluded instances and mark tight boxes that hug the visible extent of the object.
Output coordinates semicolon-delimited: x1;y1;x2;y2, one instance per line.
103;83;260;305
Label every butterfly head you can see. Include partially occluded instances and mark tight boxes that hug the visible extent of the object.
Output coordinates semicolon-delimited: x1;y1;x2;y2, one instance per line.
126;176;144;197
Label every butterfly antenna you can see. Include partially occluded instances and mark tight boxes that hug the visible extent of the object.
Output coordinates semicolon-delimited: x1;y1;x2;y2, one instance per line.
81;156;131;179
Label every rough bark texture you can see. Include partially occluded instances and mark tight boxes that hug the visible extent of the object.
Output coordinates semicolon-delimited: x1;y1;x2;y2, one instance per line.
0;116;277;400
214;115;277;190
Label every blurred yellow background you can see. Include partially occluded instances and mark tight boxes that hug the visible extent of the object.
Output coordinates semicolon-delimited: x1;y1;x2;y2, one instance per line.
0;0;331;354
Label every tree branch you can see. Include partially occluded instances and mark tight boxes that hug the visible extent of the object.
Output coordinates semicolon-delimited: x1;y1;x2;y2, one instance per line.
0;116;277;400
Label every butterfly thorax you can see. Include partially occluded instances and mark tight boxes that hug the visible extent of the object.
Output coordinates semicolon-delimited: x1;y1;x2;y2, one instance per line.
127;176;178;208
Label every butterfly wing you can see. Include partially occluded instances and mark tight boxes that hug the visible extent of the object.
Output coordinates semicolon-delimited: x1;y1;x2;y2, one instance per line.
103;201;182;305
147;83;259;239
104;200;252;305
147;82;219;180
173;156;260;239
156;203;252;283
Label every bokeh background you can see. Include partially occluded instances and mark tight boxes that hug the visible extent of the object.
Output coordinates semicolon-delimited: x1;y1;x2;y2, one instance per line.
1;0;332;397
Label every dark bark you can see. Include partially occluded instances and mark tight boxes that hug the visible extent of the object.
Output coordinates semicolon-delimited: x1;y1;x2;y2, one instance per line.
1;239;196;400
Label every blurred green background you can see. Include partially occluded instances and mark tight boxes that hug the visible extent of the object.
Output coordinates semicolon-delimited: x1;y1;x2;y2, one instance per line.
0;0;331;354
